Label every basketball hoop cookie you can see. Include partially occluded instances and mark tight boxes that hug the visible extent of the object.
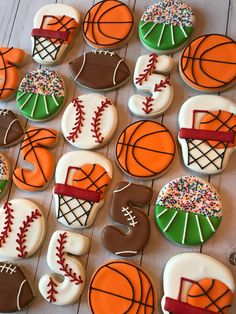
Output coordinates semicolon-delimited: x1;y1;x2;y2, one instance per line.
179;34;236;92
0;153;9;199
31;4;80;65
139;0;195;54
88;260;156;314
61;94;118;149
83;0;134;50
162;253;235;314
178;95;236;174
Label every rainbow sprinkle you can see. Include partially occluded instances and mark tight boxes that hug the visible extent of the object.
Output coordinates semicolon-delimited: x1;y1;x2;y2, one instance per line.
0;154;8;181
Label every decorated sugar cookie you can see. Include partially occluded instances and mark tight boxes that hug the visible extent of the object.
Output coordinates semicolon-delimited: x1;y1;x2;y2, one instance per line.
162;253;235;314
128;53;174;117
0;262;35;312
83;0;134;50
0;47;25;101
0;199;45;259
179;34;236;92
39;230;90;305
178;95;236;174
16;68;65;121
139;0;195;54
116;120;176;179
61;94;117;149
69;50;130;91
31;4;80;65
53;151;112;229
155;176;222;246
88;260;156;314
0;153;9;199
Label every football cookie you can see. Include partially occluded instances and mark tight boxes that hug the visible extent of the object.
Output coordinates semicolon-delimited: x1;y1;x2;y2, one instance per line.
88;260;156;314
83;0;134;50
178;95;236;174
0;262;35;312
128;53;174;118
39;230;90;305
69;50;130;91
0;153;9;199
0;199;46;259
61;94;118;149
31;4;80;65
155;176;222;246
179;34;236;92
16;68;65;121
162;253;235;314
102;182;153;257
13;127;58;192
53;151;112;229
116;120;176;179
0;47;25;101
139;0;195;54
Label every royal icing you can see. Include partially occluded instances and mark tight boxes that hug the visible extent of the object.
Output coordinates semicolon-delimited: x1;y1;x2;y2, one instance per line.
178;95;236;174
39;230;90;305
128;53;174;117
0;153;9;199
31;4;80;65
61;94;118;149
53;151;112;229
16;68;65;121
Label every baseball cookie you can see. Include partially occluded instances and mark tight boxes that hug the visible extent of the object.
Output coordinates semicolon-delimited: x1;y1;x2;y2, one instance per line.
69;50;130;91
88;260;156;314
155;176;222;246
16;68;65;121
162;253;235;314
83;0;134;50
39;230;90;305
116;120;176;179
178;95;236;174
0;153;9;199
31;4;80;65
139;0;195;54
53;151;112;229
128;53;174;118
61;94;117;149
179;34;236;92
0;199;46;259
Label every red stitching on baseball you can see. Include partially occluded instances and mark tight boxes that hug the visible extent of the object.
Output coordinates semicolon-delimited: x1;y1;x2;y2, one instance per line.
0;202;14;247
135;53;158;86
67;98;85;142
47;277;58;303
56;232;83;285
142;96;154;114
154;77;171;92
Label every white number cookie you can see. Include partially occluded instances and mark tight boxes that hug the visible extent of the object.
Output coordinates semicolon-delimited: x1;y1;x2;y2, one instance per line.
39;230;90;305
128;53;174;117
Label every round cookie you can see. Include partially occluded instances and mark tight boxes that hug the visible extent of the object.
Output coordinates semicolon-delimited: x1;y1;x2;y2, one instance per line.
179;34;236;92
0;153;9;199
61;94;118;149
83;0;134;50
88;260;156;314
139;0;195;54
116;120;176;179
16;68;65;121
155;176;222;246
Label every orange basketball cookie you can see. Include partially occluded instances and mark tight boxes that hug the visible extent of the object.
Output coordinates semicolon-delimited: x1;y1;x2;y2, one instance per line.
88;260;156;314
179;34;236;92
83;0;134;49
116;120;176;179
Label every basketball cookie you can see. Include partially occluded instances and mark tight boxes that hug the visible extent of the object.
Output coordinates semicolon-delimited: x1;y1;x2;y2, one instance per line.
31;4;80;65
155;176;222;246
162;253;235;314
53;151;112;229
88;260;156;314
178;95;236;174
0;153;9;199
83;0;134;50
0;199;46;259
139;0;195;54
179;34;236;92
16;68;65;121
128;53;174;118
116;120;176;179
0;262;35;312
69;50;130;91
61;94;118;149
